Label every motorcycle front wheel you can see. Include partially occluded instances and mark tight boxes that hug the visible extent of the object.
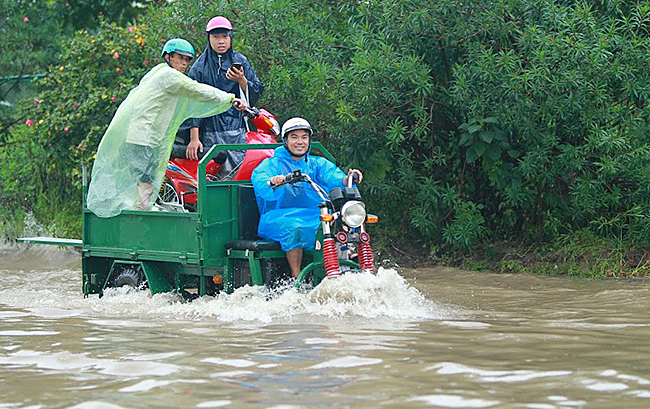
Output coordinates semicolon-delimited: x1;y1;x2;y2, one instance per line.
157;180;180;204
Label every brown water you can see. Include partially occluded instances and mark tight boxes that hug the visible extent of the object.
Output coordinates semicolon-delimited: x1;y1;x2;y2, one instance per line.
1;244;649;409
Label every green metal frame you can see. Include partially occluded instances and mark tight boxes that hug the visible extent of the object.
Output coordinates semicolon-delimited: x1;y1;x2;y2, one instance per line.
26;141;350;297
294;259;360;289
0;74;45;84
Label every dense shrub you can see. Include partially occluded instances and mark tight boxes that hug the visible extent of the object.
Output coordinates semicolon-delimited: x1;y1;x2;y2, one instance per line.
2;0;649;255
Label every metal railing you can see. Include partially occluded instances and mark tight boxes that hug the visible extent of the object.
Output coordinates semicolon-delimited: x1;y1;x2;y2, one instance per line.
0;74;45;84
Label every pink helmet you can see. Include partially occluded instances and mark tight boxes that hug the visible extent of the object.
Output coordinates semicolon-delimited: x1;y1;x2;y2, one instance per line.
206;16;232;32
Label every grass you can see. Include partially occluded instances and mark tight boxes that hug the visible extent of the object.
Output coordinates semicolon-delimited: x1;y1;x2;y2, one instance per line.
0;193;81;242
456;229;650;279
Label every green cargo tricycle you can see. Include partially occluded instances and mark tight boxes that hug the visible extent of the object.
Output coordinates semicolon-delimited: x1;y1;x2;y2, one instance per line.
19;143;378;299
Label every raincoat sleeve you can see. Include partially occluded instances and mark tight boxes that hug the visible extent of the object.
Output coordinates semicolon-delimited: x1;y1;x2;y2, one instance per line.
184;63;205;129
251;158;283;214
164;71;234;118
314;157;347;191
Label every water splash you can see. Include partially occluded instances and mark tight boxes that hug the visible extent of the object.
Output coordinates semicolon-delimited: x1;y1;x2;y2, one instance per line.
92;268;449;322
0;245;450;322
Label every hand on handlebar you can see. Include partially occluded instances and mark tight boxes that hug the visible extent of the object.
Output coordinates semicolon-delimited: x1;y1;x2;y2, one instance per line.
267;170;305;188
344;169;363;186
232;98;247;111
268;175;286;187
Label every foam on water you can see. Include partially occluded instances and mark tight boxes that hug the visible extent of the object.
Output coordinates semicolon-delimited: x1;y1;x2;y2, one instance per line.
0;259;450;323
201;357;257;367
68;402;129;409
309;355;383;369
408;394;500;408
196;401;231;408
0;349;182;376
424;362;573;383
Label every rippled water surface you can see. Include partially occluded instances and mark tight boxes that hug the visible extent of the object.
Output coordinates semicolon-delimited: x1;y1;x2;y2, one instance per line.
1;244;649;408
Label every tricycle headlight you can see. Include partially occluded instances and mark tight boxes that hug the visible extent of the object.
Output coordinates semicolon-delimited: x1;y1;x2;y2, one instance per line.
340;201;366;228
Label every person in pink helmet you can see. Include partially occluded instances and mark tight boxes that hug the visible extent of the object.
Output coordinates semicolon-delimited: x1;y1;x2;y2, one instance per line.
172;15;265;176
87;38;247;217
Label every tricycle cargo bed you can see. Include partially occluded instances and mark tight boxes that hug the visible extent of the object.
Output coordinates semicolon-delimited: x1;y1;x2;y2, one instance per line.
83;209;201;264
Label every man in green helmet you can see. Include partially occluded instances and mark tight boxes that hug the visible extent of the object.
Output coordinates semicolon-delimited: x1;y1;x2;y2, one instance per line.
87;38;247;217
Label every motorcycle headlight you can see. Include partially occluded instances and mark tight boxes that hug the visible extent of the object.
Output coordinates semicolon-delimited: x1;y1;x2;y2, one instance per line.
340;200;366;228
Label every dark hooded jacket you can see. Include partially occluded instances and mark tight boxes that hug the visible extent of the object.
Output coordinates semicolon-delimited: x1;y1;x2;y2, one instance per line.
172;38;264;173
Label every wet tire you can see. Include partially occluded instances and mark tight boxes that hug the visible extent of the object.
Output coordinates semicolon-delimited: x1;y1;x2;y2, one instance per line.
109;265;146;290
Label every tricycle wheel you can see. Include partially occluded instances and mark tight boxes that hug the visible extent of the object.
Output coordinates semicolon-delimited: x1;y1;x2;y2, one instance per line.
110;265;146;290
294;262;320;291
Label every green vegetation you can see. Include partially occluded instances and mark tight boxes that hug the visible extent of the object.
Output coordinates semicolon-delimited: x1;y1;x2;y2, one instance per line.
2;0;649;278
460;229;650;279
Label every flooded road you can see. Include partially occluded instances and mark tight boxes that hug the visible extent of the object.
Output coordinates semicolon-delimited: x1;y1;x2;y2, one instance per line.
1;244;649;408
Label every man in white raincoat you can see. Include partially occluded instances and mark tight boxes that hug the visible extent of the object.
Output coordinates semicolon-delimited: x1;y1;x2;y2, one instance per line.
86;38;247;217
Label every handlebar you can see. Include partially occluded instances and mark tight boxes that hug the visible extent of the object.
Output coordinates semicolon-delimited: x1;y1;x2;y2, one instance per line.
267;169;332;202
347;172;359;188
242;106;260;119
267;170;306;188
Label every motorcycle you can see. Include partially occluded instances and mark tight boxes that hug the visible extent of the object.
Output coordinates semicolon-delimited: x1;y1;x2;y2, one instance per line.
269;169;378;283
158;107;280;211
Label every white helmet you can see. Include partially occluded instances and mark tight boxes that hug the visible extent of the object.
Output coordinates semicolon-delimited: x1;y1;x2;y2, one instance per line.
281;117;313;158
281;117;312;140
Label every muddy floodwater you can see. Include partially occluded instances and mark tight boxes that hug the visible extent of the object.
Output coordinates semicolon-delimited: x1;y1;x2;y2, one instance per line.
1;244;649;409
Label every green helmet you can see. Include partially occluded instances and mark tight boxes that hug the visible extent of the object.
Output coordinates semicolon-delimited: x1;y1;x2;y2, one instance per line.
161;38;195;58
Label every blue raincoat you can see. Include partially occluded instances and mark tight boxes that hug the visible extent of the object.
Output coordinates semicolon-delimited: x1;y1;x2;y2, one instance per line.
173;38;264;172
251;147;347;251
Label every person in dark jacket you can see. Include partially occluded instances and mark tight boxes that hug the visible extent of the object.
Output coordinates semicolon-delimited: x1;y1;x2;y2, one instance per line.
171;16;264;175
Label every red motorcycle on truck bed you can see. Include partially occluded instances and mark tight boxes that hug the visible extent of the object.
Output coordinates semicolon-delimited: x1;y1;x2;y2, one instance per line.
157;107;280;211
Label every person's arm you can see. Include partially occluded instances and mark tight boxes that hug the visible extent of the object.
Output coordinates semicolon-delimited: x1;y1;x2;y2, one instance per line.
226;65;247;93
251;161;283;202
186;127;203;160
228;55;264;106
314;157;347;192
185;61;203;153
165;70;247;118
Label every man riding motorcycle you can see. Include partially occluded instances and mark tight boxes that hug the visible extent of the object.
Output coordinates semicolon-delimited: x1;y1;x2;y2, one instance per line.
251;117;363;278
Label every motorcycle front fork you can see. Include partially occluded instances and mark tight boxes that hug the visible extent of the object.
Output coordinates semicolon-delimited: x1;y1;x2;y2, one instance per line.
320;207;342;278
356;230;376;274
320;208;376;278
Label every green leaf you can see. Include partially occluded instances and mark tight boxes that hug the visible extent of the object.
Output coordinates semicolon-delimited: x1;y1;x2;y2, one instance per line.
468;123;482;134
480;131;495;143
459;132;474;147
466;146;479;163
473;140;489;157
486;145;502;161
507;149;520;158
